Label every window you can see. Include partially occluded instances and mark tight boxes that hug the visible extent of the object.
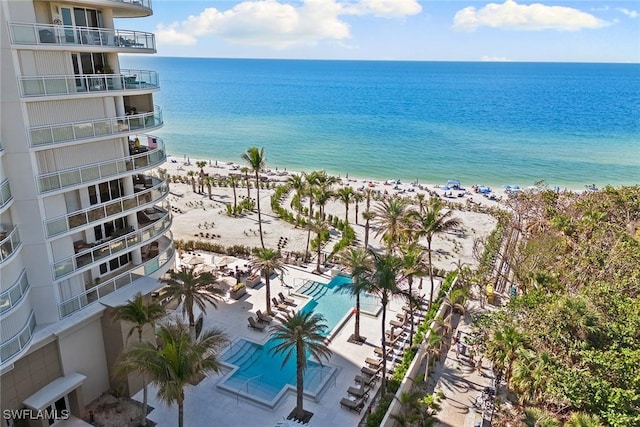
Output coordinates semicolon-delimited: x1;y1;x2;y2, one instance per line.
99;251;132;275
88;179;123;205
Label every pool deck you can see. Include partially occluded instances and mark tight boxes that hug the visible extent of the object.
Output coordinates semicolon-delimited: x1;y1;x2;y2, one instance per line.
137;262;418;427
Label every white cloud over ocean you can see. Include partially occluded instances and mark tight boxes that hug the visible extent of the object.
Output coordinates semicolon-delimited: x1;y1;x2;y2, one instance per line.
453;0;609;32
157;0;421;48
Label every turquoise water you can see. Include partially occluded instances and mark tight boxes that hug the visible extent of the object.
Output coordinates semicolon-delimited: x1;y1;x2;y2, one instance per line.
298;275;379;335
121;57;639;189
219;338;333;403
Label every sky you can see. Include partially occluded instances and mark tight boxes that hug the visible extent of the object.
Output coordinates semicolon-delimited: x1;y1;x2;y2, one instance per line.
119;0;640;62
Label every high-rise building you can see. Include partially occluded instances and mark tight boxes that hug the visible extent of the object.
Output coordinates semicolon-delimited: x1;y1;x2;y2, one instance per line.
1;1;174;424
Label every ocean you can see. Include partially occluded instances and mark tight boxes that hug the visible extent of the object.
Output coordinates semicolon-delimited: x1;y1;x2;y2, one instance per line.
120;57;639;189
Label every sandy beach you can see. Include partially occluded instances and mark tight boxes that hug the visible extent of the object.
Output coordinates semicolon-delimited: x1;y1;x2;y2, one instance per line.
156;154;500;272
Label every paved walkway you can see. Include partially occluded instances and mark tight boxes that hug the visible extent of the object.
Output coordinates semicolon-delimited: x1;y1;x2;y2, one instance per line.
431;300;494;427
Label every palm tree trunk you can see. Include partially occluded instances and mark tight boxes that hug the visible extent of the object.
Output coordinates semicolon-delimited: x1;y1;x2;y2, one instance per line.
305;198;313;261
137;329;148;427
316;231;322;272
232;184;237;210
296;341;305;419
381;300;388;392
408;276;415;344
364;220;370;249
255;172;265;249
345;203;349;224
355;292;361;341
178;394;184;427
265;271;272;315
355;202;359;225
428;238;434;310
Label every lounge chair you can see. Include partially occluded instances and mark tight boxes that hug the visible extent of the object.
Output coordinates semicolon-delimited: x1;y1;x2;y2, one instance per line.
347;385;370;399
355;374;378;387
340;397;365;413
272;297;292;313
278;292;297;306
365;357;382;368
256;310;273;323
247;316;266;331
361;365;381;378
390;318;406;328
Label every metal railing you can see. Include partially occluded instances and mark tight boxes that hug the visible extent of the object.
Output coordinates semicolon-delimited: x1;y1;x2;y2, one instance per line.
0;179;12;210
44;176;168;238
58;242;175;319
8;22;155;50
36;139;166;194
0;270;30;315
52;210;171;280
109;0;152;9
29;107;162;147
19;69;159;97
0;227;21;265
0;311;36;363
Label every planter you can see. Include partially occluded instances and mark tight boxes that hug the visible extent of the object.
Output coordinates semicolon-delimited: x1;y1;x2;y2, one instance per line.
230;286;247;300
244;274;261;288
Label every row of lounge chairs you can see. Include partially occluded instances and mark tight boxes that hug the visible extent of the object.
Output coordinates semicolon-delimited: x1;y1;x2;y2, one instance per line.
339;365;381;413
248;294;298;331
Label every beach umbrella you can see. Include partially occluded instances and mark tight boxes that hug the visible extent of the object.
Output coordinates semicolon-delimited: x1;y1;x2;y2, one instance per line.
187;256;204;266
214;255;236;267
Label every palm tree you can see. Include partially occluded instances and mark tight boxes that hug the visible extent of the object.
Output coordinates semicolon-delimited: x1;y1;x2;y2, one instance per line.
196;160;207;193
416;193;426;215
303;171;319;261
242;147;266;248
228;174;239;211
186;170;196;193
113;292;165;427
287;173;306;226
411;198;461;308
335;187;354;224
399;243;427;343
365;250;402;392
308;218;329;273
565;413;604;427
336;247;373;342
373;196;411;253
362;210;375;249
423;328;445;381
160;268;224;337
116;321;228;427
313;186;333;221
240;166;251;198
253;248;287;315
204;176;214;200
269;311;332;421
353;191;364;225
485;324;526;388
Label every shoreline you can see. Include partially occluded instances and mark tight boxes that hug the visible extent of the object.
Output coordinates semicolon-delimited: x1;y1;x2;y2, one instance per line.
164;151;617;195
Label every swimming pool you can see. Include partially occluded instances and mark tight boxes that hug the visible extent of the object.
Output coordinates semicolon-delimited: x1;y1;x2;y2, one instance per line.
297;274;380;336
216;275;378;407
217;338;335;408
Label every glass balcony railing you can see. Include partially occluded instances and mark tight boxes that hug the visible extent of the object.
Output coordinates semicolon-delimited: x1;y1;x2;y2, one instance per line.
0;270;30;315
36;139;166;194
0;179;13;210
0;311;36;363
8;22;155;51
110;0;152;10
44;177;168;238
19;69;159;98
58;240;174;318
29;107;162;147
0;226;21;265
52;210;171;280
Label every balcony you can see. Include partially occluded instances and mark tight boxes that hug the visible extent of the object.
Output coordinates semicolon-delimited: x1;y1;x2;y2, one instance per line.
36;138;166;194
19;69;159;98
44;176;169;238
29;108;162;148
0;311;36;363
58;239;174;318
0;270;30;315
0;226;22;265
52;209;171;280
108;0;153;17
8;22;155;52
0;179;13;212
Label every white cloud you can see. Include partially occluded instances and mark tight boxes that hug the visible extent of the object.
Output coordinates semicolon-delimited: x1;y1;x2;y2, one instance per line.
480;55;511;62
156;0;421;48
156;23;197;45
453;0;608;32
616;8;638;19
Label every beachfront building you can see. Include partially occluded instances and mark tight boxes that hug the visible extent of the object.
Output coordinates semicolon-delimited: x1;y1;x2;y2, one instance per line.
1;1;173;424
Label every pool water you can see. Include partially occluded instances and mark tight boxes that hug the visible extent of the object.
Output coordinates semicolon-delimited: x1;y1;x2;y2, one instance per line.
218;338;334;405
297;275;380;335
217;275;378;406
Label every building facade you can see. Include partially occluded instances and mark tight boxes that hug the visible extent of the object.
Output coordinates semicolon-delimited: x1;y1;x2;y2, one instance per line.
1;1;174;425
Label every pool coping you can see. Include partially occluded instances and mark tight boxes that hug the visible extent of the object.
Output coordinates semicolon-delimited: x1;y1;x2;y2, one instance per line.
216;337;339;411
